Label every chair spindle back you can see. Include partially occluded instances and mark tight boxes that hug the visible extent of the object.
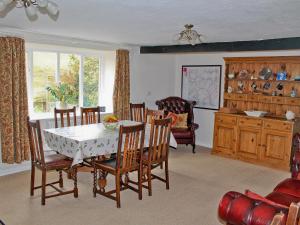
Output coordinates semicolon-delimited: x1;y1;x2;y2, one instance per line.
27;117;45;165
130;103;145;122
81;107;101;125
116;124;145;172
144;108;164;124
54;107;77;128
148;118;172;163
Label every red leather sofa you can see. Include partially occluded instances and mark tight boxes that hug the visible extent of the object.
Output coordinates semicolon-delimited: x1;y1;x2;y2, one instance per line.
156;96;199;153
218;139;300;225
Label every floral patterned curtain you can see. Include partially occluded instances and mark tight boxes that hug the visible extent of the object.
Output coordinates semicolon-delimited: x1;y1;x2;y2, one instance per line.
113;49;130;120
0;37;30;163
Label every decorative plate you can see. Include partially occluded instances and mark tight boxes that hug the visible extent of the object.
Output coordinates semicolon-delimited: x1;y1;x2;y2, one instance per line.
259;67;272;80
238;70;249;79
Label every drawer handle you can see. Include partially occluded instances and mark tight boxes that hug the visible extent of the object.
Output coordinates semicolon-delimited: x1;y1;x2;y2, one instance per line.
266;124;270;127
257;123;261;126
240;121;244;124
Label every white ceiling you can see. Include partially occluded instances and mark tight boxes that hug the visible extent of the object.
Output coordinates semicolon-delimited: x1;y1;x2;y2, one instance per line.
1;0;300;46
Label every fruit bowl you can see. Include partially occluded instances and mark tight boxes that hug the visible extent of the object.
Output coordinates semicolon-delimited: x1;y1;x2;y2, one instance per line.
103;115;119;130
103;121;119;130
244;111;268;117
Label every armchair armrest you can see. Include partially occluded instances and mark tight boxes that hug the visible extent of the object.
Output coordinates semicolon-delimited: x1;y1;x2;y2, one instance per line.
292;152;300;179
219;191;287;225
188;123;199;131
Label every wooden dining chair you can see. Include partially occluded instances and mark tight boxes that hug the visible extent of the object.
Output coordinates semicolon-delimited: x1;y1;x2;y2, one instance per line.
130;102;145;122
93;123;145;208
142;117;172;196
27;117;78;205
80;106;101;125
54;106;77;128
144;108;164;124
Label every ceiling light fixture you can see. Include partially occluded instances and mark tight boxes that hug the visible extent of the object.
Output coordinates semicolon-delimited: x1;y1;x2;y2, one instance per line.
176;24;202;46
0;0;59;18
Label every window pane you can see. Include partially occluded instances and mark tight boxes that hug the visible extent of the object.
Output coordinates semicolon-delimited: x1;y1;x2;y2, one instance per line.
32;52;57;113
83;56;99;107
60;54;80;107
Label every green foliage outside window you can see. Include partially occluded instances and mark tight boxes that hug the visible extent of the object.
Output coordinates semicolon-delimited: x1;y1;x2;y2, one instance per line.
84;56;99;107
32;53;100;113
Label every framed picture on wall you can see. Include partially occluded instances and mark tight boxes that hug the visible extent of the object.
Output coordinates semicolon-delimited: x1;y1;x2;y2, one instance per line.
181;65;222;110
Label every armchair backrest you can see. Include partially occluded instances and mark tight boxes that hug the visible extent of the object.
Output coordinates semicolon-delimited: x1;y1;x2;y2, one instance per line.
155;96;196;125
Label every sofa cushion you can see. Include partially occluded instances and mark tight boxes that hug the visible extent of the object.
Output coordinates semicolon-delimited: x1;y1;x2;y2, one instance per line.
266;191;300;207
166;112;178;127
174;113;188;128
171;128;193;139
245;190;288;209
273;178;300;198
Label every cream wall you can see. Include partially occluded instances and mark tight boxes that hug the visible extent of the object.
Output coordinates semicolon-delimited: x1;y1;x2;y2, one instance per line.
130;50;176;109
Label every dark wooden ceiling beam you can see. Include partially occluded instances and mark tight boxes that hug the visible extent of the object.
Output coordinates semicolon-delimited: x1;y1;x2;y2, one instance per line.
140;37;300;54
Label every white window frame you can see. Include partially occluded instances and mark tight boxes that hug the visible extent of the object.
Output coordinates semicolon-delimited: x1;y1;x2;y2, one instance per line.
26;44;109;119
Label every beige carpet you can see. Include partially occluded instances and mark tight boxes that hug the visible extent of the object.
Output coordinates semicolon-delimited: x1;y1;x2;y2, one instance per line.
0;146;289;225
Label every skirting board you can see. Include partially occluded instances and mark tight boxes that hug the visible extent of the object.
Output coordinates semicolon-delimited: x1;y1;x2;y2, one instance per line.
0;161;31;177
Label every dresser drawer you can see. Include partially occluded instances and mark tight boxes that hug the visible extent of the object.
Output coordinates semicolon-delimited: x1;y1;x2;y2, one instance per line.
224;93;235;100
258;95;272;103
234;94;247;101
285;97;300;105
215;115;237;125
247;94;259;101
238;117;262;128
264;120;292;131
272;96;285;104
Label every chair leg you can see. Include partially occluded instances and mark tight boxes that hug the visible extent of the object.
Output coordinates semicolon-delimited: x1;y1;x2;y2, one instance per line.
138;165;142;200
160;162;163;169
93;167;97;198
41;169;46;205
165;160;169;190
147;165;152;196
115;173;121;208
59;170;63;188
73;167;78;198
30;164;35;196
192;144;196;154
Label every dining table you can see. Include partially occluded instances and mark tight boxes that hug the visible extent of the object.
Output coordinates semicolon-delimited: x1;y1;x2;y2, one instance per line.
44;120;177;166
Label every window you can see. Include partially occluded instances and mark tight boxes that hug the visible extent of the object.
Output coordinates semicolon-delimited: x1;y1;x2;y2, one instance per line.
83;56;100;107
26;45;115;117
32;52;57;113
60;53;80;107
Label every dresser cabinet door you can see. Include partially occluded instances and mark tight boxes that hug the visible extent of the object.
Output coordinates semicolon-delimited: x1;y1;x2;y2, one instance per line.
236;127;261;161
213;123;236;156
260;129;291;170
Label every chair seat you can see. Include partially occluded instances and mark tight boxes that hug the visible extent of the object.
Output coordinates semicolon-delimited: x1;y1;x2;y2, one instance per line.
171;128;193;139
44;154;72;170
94;158;117;173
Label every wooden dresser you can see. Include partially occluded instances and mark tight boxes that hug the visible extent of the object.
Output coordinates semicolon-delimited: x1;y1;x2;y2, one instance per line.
213;112;300;170
212;56;300;171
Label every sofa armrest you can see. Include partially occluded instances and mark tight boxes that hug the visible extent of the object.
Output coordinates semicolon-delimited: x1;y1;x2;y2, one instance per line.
219;191;287;225
188;123;199;131
292;152;300;179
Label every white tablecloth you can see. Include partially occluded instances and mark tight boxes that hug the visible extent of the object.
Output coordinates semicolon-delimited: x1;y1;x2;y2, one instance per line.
44;120;177;165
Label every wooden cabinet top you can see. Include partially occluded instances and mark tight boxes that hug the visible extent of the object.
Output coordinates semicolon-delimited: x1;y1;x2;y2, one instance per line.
224;56;300;64
215;112;296;124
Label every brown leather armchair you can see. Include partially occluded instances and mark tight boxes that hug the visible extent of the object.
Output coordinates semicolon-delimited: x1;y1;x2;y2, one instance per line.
156;96;199;153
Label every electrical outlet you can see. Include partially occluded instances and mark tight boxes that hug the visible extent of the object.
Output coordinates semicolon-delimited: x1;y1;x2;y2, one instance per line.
99;106;106;112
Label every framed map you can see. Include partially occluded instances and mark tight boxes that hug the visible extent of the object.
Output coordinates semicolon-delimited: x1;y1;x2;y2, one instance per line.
181;65;222;110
